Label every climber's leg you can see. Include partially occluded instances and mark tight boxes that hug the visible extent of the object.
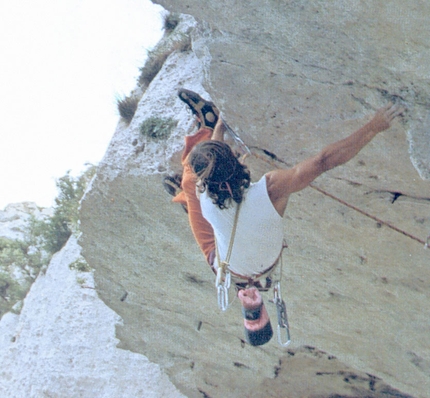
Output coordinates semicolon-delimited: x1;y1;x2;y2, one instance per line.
172;128;216;265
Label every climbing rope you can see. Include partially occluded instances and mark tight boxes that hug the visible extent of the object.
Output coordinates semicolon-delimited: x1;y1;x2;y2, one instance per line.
220;119;428;347
215;201;241;311
310;184;427;247
248;146;429;248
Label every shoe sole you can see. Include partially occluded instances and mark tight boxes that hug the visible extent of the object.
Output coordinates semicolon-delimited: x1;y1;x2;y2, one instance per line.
163;175;181;197
178;89;219;129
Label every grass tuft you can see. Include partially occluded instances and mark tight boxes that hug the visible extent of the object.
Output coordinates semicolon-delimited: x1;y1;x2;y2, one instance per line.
117;95;139;124
138;35;191;87
163;13;180;33
138;49;171;87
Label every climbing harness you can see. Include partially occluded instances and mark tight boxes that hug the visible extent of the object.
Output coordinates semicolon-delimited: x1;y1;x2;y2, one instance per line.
216;233;292;346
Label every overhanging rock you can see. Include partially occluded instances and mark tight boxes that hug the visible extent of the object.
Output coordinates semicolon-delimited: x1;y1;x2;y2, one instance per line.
80;4;430;397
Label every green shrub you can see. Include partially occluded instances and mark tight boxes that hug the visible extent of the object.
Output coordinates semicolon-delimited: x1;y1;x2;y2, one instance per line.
163;13;180;33
139;117;177;140
0;237;44;317
0;237;44;273
0;269;25;316
30;165;96;255
0;166;97;318
69;258;91;272
117;95;139;124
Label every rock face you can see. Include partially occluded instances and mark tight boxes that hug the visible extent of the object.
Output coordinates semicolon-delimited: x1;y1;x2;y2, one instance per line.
80;2;430;398
0;236;185;398
0;202;52;241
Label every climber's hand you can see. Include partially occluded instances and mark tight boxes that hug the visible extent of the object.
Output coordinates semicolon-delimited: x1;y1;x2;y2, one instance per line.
368;103;404;133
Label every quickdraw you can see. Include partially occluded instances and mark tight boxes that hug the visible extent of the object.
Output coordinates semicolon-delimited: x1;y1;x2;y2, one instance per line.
216;262;231;311
216;241;292;347
215;201;241;312
272;281;291;347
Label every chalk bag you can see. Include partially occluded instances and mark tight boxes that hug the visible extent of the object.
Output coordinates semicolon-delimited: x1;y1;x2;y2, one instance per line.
238;287;273;346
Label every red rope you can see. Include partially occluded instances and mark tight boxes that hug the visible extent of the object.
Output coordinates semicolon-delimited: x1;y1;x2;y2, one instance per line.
310;184;426;246
250;149;427;247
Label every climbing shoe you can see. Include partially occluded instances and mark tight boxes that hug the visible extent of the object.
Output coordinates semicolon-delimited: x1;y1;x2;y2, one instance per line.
178;89;219;129
163;174;182;197
163;174;188;214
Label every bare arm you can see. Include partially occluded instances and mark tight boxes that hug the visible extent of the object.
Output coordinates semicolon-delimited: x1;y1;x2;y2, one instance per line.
266;103;404;216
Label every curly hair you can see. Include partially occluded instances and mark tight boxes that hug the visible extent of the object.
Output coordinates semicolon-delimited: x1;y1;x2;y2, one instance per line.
188;141;251;209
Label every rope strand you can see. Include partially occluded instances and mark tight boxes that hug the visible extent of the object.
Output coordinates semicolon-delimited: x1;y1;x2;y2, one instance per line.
248;149;427;247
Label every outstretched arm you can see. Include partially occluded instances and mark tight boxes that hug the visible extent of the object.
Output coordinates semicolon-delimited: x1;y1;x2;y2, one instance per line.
266;103;404;216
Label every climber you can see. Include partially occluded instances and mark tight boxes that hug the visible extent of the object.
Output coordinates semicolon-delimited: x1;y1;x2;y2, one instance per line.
165;88;403;345
167;88;403;279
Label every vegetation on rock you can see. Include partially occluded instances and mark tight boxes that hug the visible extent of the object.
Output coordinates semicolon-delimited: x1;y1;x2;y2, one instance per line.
138;35;191;87
139;116;177;140
0;165;96;317
31;165;96;254
69;258;91;273
163;13;180;34
117;95;140;124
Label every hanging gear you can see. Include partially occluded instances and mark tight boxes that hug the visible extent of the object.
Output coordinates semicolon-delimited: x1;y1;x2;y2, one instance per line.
216;263;231;311
272;281;291;346
215;233;291;346
210;120;292;346
238;287;273;346
215;202;241;311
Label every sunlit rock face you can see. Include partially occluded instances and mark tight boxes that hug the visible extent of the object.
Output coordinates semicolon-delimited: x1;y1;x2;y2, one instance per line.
0;236;185;397
78;2;429;398
0;202;52;241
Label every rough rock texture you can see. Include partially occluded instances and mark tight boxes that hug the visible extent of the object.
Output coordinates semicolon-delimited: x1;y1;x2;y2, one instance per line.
80;2;430;398
0;236;185;398
0;202;52;241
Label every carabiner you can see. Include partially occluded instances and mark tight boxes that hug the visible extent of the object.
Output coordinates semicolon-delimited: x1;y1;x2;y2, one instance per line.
216;269;231;311
217;284;228;311
273;281;291;347
275;298;291;346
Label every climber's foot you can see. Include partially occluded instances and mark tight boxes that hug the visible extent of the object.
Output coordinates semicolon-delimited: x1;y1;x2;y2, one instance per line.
178;88;219;129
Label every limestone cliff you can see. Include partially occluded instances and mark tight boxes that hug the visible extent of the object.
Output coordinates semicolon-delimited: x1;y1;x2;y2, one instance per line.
78;2;429;397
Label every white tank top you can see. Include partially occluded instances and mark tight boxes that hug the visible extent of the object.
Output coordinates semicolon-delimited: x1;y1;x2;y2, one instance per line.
200;175;284;277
